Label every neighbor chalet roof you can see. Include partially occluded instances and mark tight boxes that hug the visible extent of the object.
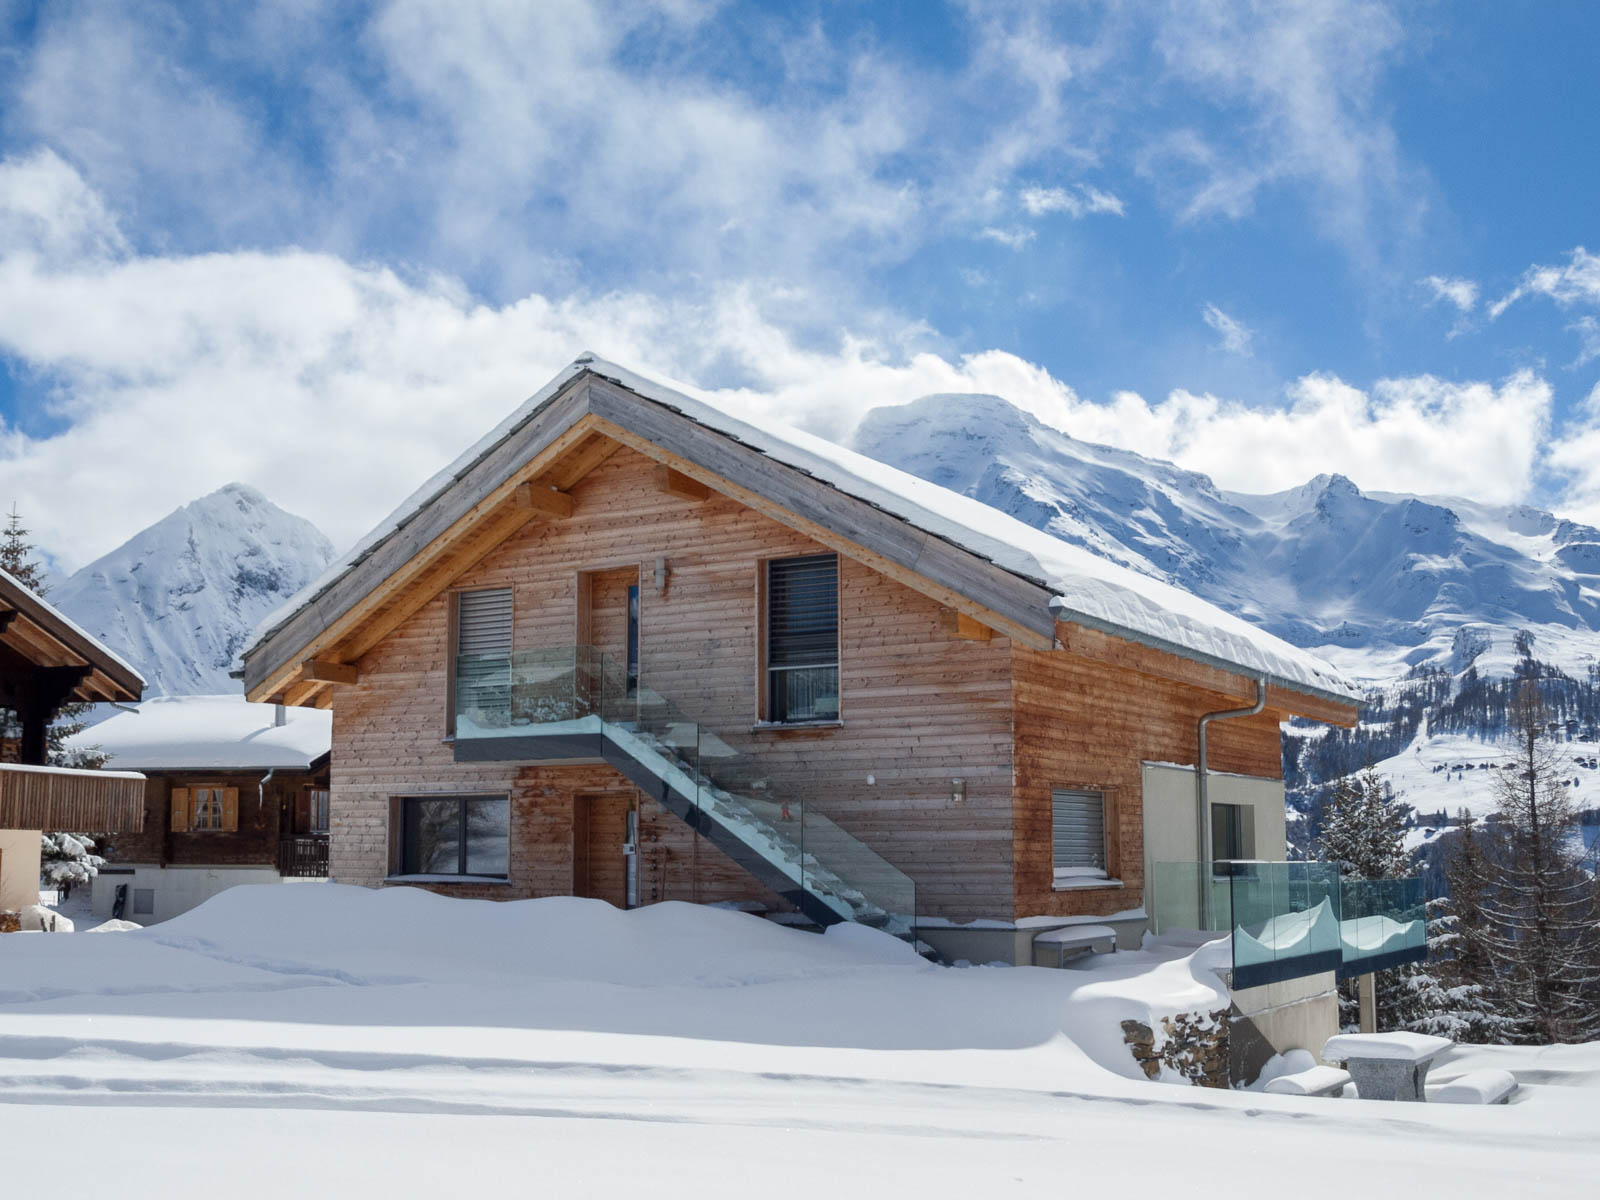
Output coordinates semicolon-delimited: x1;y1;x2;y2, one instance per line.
65;694;332;771
0;565;145;704
243;355;1362;713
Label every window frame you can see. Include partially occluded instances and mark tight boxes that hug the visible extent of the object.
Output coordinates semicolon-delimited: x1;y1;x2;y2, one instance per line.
760;553;841;725
1210;802;1255;864
448;586;514;737
393;793;511;880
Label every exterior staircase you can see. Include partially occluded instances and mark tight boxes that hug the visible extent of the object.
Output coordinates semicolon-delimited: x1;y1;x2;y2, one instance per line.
452;646;916;938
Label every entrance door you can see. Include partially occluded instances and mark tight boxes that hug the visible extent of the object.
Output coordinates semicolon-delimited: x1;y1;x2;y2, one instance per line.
573;792;632;908
580;567;640;696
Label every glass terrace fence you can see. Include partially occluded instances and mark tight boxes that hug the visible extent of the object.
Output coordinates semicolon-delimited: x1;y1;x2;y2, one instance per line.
453;645;916;940
1150;860;1426;989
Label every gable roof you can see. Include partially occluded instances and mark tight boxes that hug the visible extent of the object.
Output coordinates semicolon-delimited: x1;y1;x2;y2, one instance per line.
65;694;331;771
242;355;1361;711
0;565;145;704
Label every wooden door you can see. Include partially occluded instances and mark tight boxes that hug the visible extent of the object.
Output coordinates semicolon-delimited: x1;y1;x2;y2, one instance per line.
573;793;631;908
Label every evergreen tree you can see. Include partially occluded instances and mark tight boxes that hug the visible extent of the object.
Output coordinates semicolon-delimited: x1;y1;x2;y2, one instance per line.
1481;682;1600;1043
1317;766;1409;881
0;504;45;589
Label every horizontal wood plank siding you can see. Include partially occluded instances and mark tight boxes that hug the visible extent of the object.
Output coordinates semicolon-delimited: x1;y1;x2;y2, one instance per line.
1011;642;1283;920
332;444;1017;920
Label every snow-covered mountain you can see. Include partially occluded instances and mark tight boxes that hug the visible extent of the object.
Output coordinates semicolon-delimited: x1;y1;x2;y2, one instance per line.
854;393;1600;686
52;484;334;696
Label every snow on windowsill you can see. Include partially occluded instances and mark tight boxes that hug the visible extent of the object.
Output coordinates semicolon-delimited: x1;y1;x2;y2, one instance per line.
1052;876;1124;891
384;874;513;886
749;720;844;732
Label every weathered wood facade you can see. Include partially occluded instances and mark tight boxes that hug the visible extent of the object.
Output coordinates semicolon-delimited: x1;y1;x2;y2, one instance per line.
244;359;1359;940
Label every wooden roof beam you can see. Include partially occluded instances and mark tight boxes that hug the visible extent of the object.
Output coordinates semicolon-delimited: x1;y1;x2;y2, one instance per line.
653;465;710;502
302;659;359;686
513;483;574;518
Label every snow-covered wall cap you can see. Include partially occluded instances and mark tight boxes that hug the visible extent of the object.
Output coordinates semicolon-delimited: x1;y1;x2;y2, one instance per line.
63;694;331;771
246;354;1359;706
0;564;146;685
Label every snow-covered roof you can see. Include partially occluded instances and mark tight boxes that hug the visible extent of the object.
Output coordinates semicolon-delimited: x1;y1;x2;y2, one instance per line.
0;564;146;687
65;694;331;771
248;355;1359;706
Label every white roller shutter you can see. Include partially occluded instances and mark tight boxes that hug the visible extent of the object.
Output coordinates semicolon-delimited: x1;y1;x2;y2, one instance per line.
1052;789;1106;876
456;588;512;722
457;588;512;656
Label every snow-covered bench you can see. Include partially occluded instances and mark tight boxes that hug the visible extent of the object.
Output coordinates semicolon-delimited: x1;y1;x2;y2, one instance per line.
1321;1032;1454;1102
1430;1069;1517;1105
1031;924;1117;968
1263;1065;1352;1098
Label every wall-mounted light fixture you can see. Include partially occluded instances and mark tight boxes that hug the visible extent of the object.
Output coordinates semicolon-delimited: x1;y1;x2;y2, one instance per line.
654;556;669;592
951;778;966;805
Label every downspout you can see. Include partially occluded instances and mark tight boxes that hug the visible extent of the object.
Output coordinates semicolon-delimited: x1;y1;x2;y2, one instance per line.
1196;676;1267;926
258;767;276;813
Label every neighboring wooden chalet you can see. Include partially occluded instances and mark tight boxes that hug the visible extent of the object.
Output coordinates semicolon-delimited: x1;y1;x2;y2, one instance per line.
0;566;146;916
241;356;1360;964
64;695;332;925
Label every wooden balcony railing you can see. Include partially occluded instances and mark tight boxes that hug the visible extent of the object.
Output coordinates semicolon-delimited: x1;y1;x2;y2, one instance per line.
277;835;330;878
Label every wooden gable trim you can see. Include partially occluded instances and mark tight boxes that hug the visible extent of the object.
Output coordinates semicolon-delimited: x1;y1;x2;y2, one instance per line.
244;379;603;698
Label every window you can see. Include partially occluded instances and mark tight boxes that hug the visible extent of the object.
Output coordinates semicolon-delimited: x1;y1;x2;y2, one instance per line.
765;554;839;723
1052;789;1107;881
170;785;237;833
309;788;330;834
626;584;640;698
455;587;513;729
1211;803;1254;863
398;795;509;878
132;888;155;915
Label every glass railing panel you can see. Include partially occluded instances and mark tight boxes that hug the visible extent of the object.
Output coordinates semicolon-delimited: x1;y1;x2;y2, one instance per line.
1339;875;1427;974
1226;861;1342;987
798;795;915;937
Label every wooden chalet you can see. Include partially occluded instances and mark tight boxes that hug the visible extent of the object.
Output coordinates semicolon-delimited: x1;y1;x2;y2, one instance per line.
64;695;333;925
0;566;145;916
241;356;1360;965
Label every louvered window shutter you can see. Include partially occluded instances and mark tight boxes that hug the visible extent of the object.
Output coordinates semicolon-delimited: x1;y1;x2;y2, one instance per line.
456;588;513;724
458;588;513;657
170;787;190;832
767;555;838;667
1052;789;1106;875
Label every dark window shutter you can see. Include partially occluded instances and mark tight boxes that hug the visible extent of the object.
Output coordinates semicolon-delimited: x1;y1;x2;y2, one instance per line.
767;555;838;667
1052;789;1106;873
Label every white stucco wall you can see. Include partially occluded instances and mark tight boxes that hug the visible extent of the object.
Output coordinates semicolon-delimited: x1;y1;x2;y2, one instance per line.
90;864;288;925
0;828;42;912
1141;762;1287;929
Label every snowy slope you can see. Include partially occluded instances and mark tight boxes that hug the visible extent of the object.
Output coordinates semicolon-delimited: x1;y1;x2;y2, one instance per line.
855;395;1600;686
52;484;333;696
3;886;1597;1199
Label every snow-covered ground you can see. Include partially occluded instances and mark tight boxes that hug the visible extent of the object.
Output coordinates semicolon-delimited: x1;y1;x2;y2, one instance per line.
2;885;1596;1197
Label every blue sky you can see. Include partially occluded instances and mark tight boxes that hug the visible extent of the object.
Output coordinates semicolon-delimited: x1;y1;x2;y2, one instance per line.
1;0;1598;571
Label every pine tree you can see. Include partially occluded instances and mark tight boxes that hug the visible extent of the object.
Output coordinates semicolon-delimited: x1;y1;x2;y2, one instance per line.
1317;766;1409;881
0;504;45;590
1480;682;1600;1043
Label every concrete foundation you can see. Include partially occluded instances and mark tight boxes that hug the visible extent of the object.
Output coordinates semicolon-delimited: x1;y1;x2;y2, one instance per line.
91;864;293;925
1227;968;1339;1085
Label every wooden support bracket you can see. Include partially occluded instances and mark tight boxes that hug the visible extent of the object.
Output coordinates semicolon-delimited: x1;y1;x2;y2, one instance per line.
653;465;710;502
513;483;574;518
302;659;359;686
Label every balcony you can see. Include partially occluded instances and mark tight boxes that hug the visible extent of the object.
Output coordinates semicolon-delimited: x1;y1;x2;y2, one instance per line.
277;835;329;879
1149;860;1427;989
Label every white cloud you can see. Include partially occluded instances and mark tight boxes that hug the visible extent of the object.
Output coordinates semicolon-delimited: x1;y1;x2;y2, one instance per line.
1145;0;1423;271
978;226;1037;250
1201;303;1253;356
1489;247;1600;319
1420;274;1478;313
1544;381;1600;526
1569;316;1600;368
0;153;1569;576
1019;184;1126;218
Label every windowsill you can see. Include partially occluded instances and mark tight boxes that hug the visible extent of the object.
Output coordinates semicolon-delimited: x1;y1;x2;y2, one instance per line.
750;720;844;732
384;874;512;886
1053;876;1124;891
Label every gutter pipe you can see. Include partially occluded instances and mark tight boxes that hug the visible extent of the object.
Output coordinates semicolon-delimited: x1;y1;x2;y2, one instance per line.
1195;676;1267;926
258;767;277;814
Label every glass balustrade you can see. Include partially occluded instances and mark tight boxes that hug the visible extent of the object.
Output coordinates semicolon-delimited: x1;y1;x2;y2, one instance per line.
452;645;916;939
1150;859;1424;988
